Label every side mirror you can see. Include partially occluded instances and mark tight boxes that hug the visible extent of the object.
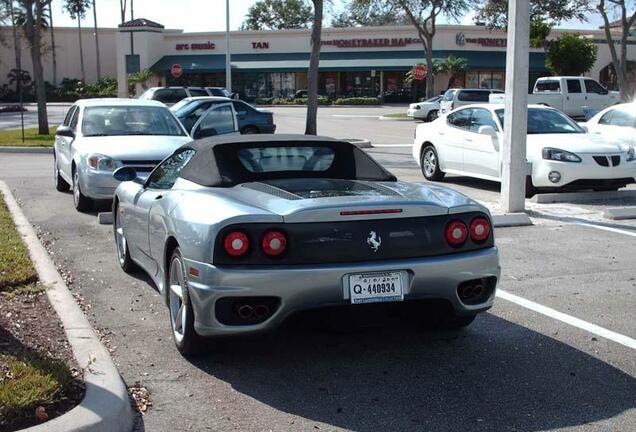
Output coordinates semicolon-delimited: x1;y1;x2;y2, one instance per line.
579;124;589;133
478;125;498;137
56;126;75;138
193;127;217;139
113;166;137;182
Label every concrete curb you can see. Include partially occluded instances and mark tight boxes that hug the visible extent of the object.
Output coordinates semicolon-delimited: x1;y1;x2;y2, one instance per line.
378;115;412;121
531;190;636;204
0;146;53;154
0;181;134;432
603;206;636;220
492;213;533;227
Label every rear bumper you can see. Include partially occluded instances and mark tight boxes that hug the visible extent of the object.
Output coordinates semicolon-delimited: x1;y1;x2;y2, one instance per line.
184;247;500;337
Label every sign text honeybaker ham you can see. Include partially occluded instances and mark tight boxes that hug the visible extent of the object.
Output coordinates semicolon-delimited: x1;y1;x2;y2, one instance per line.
321;37;419;48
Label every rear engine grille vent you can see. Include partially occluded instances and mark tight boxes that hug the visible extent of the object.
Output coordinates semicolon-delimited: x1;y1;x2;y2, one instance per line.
368;183;403;197
242;183;302;200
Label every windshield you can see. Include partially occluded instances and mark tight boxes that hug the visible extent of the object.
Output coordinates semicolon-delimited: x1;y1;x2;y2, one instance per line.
426;96;441;103
443;90;456;101
495;108;585;134
457;90;492;102
81;106;186;137
170;99;193;113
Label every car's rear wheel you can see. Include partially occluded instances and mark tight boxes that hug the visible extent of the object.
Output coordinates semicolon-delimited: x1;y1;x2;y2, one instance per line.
114;203;137;273
427;109;438;122
420;145;445;181
72;169;93;212
168;248;200;357
53;154;70;192
241;125;259;134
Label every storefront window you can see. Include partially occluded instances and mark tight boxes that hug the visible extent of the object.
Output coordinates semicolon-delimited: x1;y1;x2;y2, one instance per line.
465;71;505;90
270;73;295;99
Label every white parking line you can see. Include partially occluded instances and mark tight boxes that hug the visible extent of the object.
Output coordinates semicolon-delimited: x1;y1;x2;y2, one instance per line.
332;114;381;118
496;289;636;350
370;144;413;148
572;221;636;238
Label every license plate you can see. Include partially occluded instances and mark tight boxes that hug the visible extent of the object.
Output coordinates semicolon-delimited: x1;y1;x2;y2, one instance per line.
348;271;405;304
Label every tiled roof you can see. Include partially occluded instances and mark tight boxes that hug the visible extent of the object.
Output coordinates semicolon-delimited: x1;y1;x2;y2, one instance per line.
118;18;164;29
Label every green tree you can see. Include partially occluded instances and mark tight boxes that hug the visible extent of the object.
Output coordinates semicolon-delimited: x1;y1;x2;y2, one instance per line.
63;0;90;83
545;33;597;76
598;0;636;101
305;0;322;135
530;19;552;49
433;54;469;89
392;0;470;98
475;0;592;28
18;0;50;134
242;0;313;30
331;0;406;27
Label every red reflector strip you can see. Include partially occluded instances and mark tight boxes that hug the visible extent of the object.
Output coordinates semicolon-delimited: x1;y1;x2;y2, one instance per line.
189;267;200;277
340;209;403;216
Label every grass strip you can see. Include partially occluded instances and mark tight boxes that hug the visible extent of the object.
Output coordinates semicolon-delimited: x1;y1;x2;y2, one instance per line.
0;127;56;147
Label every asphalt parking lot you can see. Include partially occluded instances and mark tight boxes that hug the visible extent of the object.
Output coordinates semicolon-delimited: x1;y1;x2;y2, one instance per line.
1;107;635;431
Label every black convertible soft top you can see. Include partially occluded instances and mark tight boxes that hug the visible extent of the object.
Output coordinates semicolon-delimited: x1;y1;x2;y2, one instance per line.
178;134;397;187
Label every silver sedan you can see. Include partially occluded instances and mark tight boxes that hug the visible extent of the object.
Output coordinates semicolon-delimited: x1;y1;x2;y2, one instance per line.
112;134;500;356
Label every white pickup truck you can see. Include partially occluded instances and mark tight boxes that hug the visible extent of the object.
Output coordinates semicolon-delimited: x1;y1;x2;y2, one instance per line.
489;76;620;118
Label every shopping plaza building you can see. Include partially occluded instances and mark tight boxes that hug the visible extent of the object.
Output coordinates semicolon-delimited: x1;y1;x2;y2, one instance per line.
1;19;635;102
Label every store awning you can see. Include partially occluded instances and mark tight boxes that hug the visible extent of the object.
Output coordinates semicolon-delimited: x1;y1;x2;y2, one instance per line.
150;51;548;74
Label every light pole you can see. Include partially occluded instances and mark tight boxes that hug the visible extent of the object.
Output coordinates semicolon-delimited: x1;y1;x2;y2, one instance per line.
501;0;529;213
225;0;232;92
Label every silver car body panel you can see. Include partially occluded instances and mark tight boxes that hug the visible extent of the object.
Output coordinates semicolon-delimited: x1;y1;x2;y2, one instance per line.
115;168;500;336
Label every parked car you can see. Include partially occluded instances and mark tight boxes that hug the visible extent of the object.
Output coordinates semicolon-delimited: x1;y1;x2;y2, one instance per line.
205;87;235;98
407;96;442;121
583;102;636;146
52;98;223;212
413;104;636;196
138;87;211;105
111;134;500;355
439;89;504;114
171;97;276;135
528;76;620;118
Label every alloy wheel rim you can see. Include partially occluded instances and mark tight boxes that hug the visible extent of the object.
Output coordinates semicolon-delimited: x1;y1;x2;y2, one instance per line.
169;257;187;343
115;211;126;265
73;171;80;205
424;150;436;177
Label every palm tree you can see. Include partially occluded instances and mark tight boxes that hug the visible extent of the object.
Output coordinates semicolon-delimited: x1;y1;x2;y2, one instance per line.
305;0;322;135
92;0;100;80
63;0;90;83
48;1;57;85
433;55;469;89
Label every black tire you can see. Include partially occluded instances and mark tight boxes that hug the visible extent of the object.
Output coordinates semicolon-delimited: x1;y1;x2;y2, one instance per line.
427;109;438;122
72;168;93;212
420;145;445;181
54;154;70;192
241;125;259;134
167;247;201;357
525;176;537;198
113;202;137;273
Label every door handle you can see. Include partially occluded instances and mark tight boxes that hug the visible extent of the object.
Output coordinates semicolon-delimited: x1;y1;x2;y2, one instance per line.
466;138;473;142
154;195;163;200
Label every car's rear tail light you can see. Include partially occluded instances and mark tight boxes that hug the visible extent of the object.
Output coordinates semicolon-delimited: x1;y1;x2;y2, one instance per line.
469;217;491;243
445;220;468;247
224;231;249;257
261;230;287;257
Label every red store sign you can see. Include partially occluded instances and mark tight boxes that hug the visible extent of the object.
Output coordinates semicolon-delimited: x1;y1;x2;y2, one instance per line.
175;41;216;51
321;37;419;48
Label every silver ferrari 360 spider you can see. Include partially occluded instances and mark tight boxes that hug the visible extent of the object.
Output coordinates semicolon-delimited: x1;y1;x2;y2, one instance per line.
112;134;500;355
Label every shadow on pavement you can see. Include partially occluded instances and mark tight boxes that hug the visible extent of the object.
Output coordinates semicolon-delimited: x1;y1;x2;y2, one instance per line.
188;312;636;431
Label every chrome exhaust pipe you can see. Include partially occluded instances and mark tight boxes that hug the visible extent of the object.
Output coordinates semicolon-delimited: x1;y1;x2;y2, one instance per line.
237;304;254;319
254;304;270;319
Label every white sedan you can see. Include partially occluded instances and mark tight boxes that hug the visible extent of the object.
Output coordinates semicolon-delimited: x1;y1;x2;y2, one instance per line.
412;104;636;196
407;96;441;121
584;102;636;146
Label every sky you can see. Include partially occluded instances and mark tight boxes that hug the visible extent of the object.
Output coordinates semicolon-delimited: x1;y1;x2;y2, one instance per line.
48;0;605;32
